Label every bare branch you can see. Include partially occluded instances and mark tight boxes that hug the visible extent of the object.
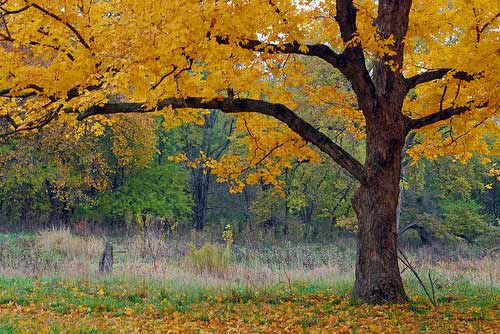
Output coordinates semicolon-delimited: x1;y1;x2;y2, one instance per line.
480;11;500;34
439;85;447;112
244;141;287;172
151;65;178;90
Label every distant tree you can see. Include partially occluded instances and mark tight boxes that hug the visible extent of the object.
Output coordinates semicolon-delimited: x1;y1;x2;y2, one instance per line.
170;110;235;231
401;155;500;245
96;164;193;225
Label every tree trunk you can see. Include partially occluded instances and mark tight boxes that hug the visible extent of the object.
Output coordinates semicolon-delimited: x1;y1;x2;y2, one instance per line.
351;107;408;304
283;201;289;236
301;204;314;241
192;168;209;231
352;182;407;303
330;215;337;237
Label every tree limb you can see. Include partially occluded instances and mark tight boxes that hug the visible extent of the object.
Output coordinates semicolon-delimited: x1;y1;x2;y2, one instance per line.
0;104;61;138
0;114;18;129
0;84;45;99
407;101;488;131
332;0;379;113
72;97;367;183
215;36;344;68
26;3;91;50
405;69;477;91
336;0;358;43
216;0;377;111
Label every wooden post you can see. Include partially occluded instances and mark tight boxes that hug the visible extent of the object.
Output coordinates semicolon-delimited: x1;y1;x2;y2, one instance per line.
98;240;113;275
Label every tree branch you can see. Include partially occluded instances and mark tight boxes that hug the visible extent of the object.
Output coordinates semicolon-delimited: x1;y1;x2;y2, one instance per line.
0;114;18;129
0;4;30;15
0;84;44;99
0;104;61;138
72;97;367;183
480;11;500;34
407;101;488;131
336;0;358;43
30;3;91;50
334;0;378;112
215;36;344;68
405;69;477;91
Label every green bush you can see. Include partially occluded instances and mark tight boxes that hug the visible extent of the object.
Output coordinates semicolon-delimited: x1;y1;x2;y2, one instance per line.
186;243;231;276
94;163;193;223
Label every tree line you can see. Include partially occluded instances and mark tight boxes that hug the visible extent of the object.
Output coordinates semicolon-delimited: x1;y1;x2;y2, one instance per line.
1;111;498;247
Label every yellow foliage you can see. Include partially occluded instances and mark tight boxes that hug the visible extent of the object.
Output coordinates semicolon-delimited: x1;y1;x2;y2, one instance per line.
0;0;498;184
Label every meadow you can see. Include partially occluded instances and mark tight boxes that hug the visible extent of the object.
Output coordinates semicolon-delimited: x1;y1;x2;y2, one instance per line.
0;229;498;333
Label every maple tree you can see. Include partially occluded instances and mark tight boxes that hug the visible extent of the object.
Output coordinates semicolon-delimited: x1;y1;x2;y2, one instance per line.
1;0;500;303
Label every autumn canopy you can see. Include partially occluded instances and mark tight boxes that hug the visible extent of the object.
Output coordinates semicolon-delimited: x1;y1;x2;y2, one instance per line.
0;0;499;303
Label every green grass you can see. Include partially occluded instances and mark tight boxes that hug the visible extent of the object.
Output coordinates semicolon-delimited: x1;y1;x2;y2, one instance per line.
0;275;353;315
0;276;498;334
0;275;497;317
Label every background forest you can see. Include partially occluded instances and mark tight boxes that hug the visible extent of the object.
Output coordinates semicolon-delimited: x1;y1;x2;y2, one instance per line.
1;110;498;248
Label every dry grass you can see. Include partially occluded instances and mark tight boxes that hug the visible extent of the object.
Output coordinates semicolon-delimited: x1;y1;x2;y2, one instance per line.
37;227;103;260
0;228;497;292
398;245;500;288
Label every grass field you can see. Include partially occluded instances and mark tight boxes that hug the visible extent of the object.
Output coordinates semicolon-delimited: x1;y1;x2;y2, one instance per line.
0;277;498;333
0;230;499;333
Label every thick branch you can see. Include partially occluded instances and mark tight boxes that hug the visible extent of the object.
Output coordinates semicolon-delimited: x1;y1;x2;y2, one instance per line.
336;0;358;43
0;84;45;99
334;0;378;113
73;97;367;183
407;101;488;131
216;36;343;68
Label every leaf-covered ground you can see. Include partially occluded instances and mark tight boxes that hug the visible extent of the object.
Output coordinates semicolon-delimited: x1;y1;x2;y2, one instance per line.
0;278;498;334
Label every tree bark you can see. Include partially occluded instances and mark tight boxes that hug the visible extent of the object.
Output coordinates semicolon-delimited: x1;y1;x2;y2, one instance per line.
352;182;407;303
351;103;408;304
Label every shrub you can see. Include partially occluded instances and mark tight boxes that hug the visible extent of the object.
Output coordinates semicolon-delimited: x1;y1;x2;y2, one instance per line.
186;243;231;276
135;215;176;270
37;227;101;260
